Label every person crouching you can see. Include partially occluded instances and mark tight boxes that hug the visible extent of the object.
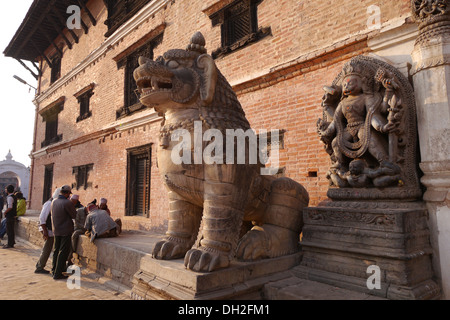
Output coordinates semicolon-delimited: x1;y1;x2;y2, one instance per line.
84;203;121;242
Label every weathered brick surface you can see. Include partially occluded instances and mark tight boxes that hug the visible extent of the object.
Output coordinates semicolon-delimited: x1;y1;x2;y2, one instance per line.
30;0;413;229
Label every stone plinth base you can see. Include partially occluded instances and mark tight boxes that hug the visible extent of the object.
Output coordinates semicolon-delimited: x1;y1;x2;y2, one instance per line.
296;201;441;300
131;253;302;300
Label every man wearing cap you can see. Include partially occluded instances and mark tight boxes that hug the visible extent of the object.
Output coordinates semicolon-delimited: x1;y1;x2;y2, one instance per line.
99;198;111;216
70;194;83;209
51;185;77;279
84;203;121;242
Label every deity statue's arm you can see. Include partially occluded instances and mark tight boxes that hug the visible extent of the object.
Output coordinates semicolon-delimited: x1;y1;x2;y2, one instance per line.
365;94;388;133
322;120;336;137
374;69;397;114
371;112;388;133
321;86;340;119
379;80;402;134
319;104;341;138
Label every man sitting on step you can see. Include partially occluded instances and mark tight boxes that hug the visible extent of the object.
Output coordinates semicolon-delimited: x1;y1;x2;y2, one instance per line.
84;202;121;243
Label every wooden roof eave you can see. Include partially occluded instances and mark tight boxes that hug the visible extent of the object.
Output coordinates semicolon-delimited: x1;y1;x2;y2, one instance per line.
3;0;95;62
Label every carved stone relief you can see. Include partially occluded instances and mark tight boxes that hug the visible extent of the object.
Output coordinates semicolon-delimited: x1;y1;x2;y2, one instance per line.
316;56;422;200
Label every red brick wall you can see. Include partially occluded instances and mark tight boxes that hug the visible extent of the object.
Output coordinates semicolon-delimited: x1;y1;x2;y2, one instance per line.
30;0;413;229
32;119;169;231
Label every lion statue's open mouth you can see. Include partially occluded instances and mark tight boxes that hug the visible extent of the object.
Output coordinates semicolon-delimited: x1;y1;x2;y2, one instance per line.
137;74;173;97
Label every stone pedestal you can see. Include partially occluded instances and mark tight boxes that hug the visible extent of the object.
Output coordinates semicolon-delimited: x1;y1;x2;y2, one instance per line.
294;201;441;300
131;253;301;300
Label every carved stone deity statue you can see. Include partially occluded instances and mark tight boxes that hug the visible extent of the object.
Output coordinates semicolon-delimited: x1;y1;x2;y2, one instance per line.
317;56;422;200
298;56;440;300
133;32;309;272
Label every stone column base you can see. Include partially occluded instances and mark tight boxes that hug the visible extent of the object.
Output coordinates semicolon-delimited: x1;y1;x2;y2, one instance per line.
296;201;441;300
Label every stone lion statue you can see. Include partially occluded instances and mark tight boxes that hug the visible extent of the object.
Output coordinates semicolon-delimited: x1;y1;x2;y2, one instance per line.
134;32;309;272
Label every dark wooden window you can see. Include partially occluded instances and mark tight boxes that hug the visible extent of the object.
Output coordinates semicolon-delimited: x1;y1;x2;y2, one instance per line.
104;0;152;37
45;115;58;144
116;34;162;119
210;0;270;59
50;55;61;83
42;164;54;204
75;84;94;122
41;99;64;148
72;164;94;190
126;144;152;217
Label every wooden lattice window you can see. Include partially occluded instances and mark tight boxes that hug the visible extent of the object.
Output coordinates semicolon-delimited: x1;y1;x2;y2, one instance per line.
44;115;58;144
104;0;152;37
116;34;162;119
72;164;94;190
75;84;95;122
41;98;64;148
50;55;61;84
210;0;270;59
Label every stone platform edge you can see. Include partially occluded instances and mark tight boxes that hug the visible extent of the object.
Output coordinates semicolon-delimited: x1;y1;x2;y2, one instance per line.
14;213;301;300
13;212;391;300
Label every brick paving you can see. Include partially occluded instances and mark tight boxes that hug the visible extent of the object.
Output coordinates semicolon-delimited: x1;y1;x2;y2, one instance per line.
0;238;131;300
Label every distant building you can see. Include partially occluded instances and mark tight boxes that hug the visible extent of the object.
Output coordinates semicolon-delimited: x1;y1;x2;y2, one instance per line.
0;150;30;199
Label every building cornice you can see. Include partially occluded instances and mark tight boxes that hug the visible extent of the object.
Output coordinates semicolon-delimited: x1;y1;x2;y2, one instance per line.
30;109;162;159
110;109;162;132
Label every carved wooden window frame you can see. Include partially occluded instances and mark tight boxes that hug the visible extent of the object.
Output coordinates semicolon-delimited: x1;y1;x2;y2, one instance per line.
74;83;95;122
209;0;271;59
50;54;62;84
40;97;64;148
72;163;94;191
125;144;152;217
115;34;163;119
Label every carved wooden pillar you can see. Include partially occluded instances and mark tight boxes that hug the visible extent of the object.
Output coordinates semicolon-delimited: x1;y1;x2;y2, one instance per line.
410;0;450;299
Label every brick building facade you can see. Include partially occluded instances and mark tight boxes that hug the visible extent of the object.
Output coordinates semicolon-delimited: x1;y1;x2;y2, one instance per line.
5;0;450;299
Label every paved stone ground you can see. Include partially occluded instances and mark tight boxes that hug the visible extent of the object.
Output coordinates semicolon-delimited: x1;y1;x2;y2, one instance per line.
0;237;131;300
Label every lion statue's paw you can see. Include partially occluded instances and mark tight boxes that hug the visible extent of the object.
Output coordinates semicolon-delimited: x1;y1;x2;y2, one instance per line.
236;224;300;261
184;248;230;272
236;226;270;261
153;237;192;260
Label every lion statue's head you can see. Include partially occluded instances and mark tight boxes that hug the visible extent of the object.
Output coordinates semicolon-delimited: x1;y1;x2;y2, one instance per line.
134;31;250;132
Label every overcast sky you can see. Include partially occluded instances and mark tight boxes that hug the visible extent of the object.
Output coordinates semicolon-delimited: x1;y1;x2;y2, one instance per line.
0;1;36;167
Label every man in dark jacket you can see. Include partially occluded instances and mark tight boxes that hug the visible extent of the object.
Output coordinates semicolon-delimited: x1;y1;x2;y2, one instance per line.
3;185;17;249
51;185;77;279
